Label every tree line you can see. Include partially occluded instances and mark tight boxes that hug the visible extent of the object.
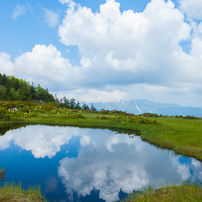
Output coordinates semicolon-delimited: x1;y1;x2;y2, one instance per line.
0;73;54;102
55;97;96;111
0;73;96;111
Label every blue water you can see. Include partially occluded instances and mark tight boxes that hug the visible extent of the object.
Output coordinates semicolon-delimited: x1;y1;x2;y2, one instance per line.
0;125;201;202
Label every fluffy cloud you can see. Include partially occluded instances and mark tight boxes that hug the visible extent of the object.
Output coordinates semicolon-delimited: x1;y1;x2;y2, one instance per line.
55;88;128;103
57;0;202;105
59;0;190;73
58;0;199;83
190;22;202;57
0;53;14;75
179;0;202;20
14;44;80;90
43;8;59;28
2;0;202;106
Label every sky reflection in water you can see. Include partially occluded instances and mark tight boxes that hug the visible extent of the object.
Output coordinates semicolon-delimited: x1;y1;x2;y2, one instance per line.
0;125;201;202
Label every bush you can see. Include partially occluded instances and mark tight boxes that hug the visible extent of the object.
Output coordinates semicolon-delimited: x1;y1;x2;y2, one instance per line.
0;108;10;120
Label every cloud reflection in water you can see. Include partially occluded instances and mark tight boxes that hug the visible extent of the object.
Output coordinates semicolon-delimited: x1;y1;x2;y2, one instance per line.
0;125;201;202
58;129;201;202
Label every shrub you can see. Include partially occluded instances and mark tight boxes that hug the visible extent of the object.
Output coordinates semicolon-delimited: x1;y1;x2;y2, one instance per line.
0;108;10;120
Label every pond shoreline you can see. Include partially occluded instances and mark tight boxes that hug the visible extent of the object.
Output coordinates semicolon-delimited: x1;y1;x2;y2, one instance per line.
0;116;201;201
0;115;201;161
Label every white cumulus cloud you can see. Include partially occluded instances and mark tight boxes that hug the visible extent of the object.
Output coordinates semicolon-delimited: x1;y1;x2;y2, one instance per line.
1;0;202;106
179;0;202;20
14;44;80;90
0;53;14;75
58;0;196;86
56;0;202;105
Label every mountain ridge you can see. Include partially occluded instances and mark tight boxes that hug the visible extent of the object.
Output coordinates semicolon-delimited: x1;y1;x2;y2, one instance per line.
86;99;202;117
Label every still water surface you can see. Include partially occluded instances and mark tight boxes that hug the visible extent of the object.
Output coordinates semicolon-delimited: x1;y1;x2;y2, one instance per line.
0;125;201;201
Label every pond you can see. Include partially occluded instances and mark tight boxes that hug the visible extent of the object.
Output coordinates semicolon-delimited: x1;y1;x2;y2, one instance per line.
0;125;201;201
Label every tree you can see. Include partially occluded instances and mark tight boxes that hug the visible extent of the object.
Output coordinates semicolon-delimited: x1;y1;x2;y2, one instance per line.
0;74;8;86
75;101;81;110
0;85;6;100
90;103;96;111
0;73;54;102
35;85;54;102
63;97;70;108
28;83;36;100
19;86;29;101
70;98;76;109
10;88;20;100
82;103;90;110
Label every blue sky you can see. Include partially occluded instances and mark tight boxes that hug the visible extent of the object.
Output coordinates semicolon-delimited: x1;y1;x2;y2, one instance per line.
0;0;202;107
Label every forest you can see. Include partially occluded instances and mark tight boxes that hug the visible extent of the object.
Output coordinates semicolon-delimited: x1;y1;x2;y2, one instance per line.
0;73;54;102
0;73;95;111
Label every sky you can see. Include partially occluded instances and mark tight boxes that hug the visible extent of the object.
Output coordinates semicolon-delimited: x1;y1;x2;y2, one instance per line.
0;0;202;107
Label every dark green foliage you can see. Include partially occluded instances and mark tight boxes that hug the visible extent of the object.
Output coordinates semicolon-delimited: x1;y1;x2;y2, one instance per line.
0;74;97;112
69;98;76;109
0;107;10;120
182;115;201;120
75;101;81;110
141;113;201;119
82;103;90;110
0;74;54;102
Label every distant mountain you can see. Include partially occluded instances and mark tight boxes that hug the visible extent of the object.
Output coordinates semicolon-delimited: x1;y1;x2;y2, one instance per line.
89;99;202;117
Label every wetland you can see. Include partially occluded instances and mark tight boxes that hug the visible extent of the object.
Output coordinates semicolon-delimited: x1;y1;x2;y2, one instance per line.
0;125;201;201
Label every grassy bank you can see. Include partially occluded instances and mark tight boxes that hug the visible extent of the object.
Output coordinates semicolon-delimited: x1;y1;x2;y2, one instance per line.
0;182;46;202
0;101;202;201
140;117;202;161
0;101;202;160
0;168;45;201
124;184;202;202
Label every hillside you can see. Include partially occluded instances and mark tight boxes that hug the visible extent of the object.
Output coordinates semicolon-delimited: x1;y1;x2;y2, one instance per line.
0;73;54;102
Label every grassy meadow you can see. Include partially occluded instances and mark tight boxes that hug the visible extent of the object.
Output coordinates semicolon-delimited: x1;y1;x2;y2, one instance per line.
0;101;201;201
0;101;201;160
0;182;46;202
124;184;202;202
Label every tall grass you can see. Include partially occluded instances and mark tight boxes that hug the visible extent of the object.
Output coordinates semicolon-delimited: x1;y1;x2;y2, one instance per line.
0;182;46;201
123;184;202;202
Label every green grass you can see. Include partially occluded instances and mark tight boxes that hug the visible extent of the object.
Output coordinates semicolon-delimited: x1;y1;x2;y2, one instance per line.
0;101;201;160
140;118;202;161
0;182;46;202
124;184;202;202
14;113;201;160
0;101;202;201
